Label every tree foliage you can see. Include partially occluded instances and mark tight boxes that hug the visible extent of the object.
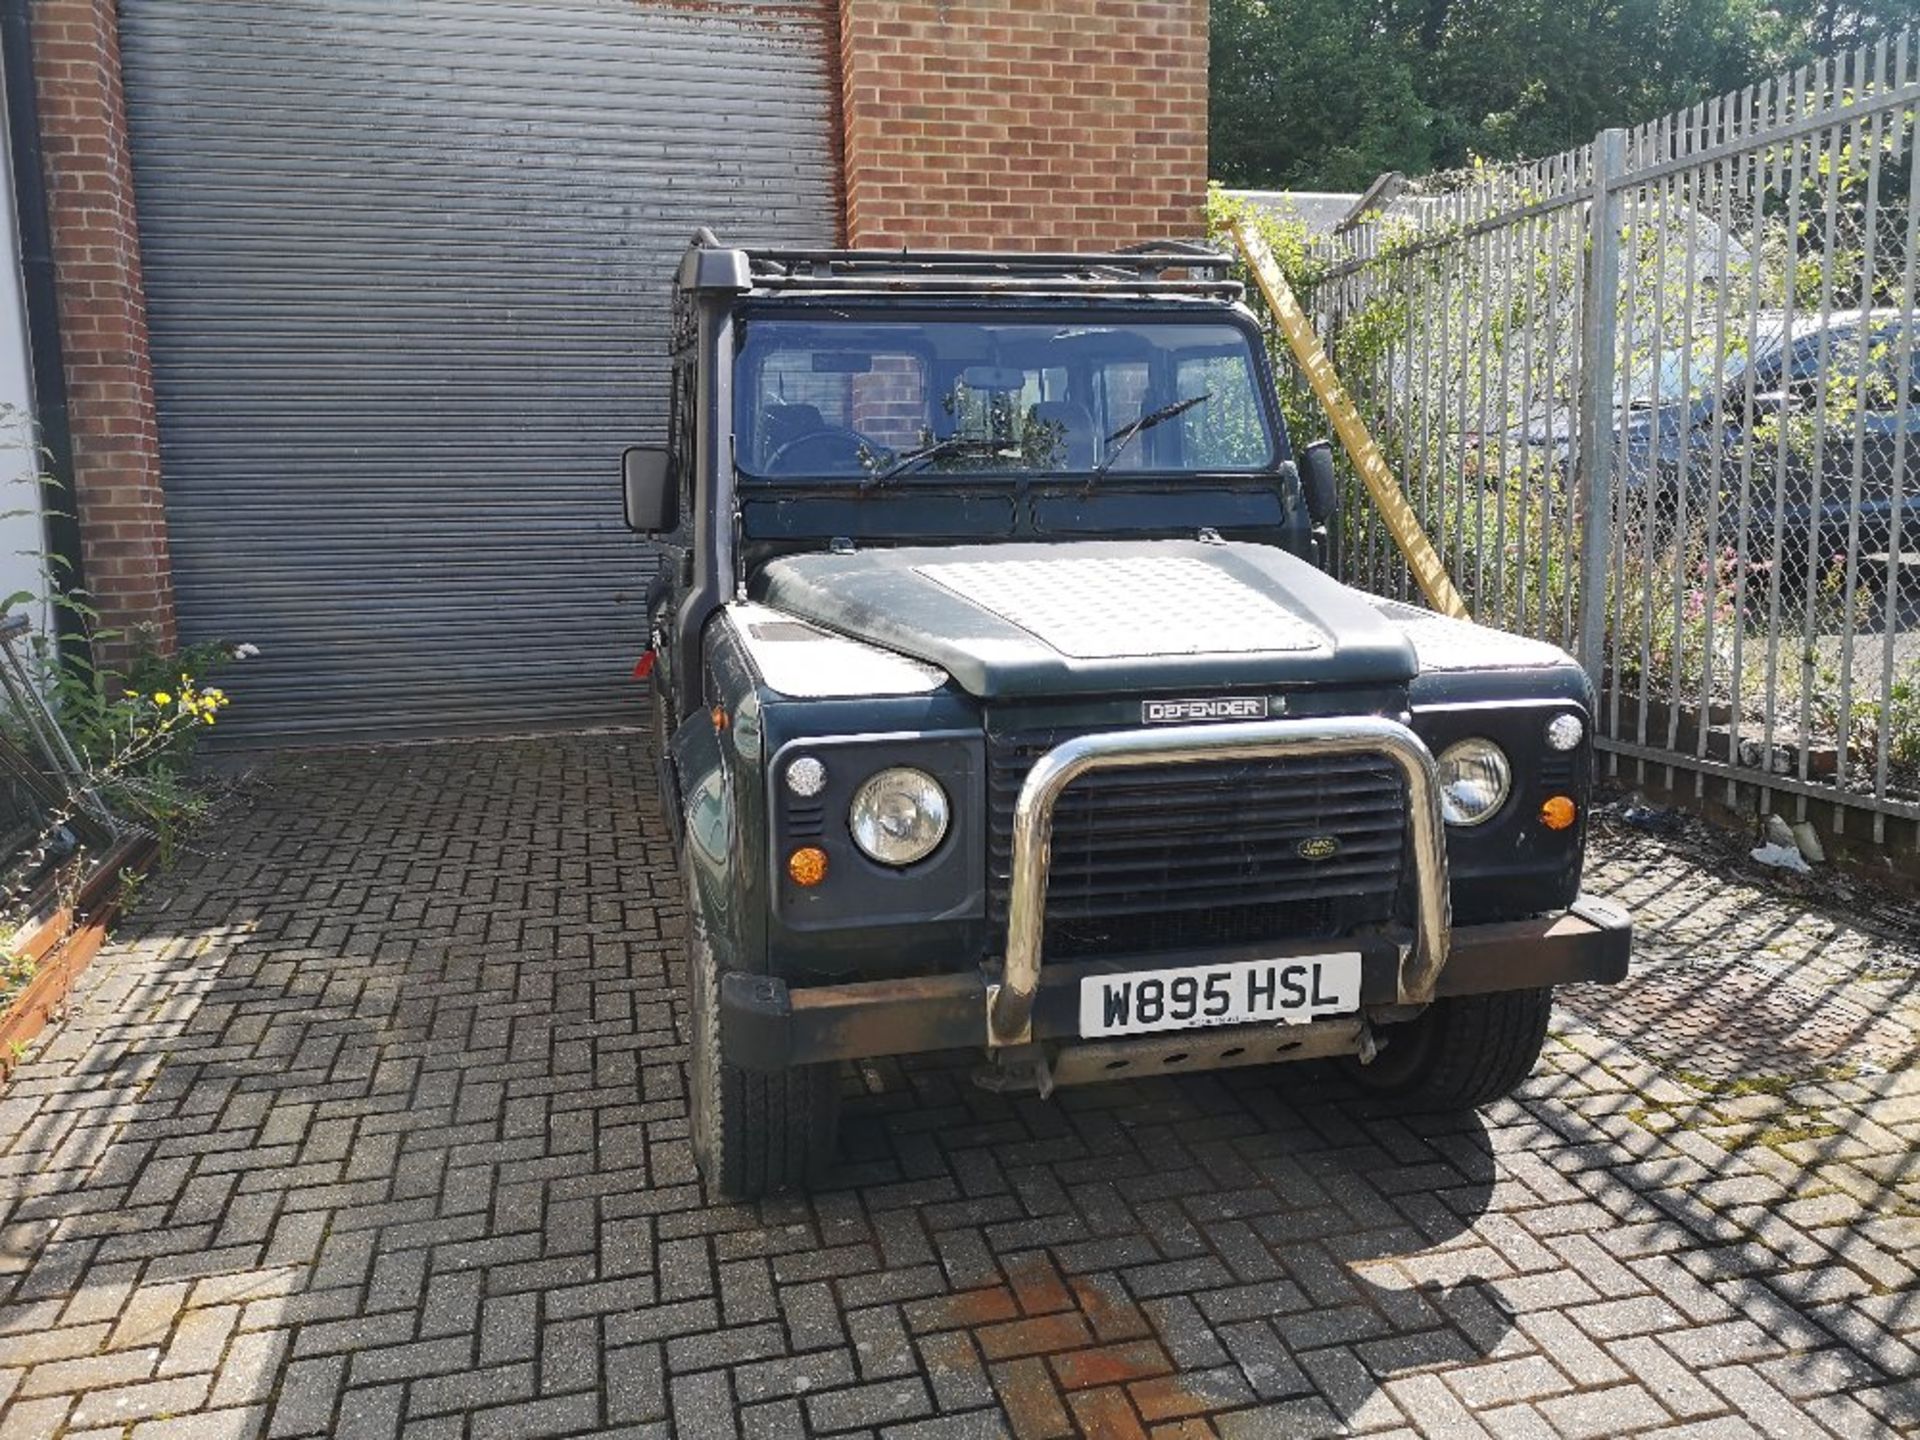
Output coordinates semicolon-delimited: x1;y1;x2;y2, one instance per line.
1211;0;1920;190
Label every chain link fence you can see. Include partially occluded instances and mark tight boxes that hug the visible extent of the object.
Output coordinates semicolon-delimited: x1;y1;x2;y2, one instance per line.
1254;31;1920;838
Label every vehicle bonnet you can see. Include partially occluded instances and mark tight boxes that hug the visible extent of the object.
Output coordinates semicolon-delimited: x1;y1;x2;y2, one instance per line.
749;538;1418;699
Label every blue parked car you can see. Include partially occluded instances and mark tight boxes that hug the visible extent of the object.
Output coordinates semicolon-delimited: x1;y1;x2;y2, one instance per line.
1619;309;1918;563
1469;310;1917;565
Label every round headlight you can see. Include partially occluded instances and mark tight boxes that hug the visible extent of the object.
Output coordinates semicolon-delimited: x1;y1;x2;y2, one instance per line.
1437;738;1512;826
849;767;950;866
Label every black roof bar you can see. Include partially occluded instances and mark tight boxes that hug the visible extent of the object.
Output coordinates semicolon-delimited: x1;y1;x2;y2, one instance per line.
731;243;1239;300
749;274;1243;300
678;234;1243;300
743;244;1233;279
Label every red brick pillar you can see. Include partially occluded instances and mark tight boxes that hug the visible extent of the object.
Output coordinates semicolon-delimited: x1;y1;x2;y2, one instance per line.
838;0;1208;249
30;0;173;669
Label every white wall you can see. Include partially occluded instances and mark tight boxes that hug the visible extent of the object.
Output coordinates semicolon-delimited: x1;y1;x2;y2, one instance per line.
0;67;50;642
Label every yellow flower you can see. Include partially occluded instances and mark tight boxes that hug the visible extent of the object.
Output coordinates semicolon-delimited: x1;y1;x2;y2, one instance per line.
153;691;172;706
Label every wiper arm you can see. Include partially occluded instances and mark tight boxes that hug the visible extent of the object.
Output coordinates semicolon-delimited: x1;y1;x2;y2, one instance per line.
1089;393;1212;482
866;434;997;486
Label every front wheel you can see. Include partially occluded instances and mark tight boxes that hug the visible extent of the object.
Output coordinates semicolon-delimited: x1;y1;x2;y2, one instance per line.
1340;987;1552;1109
686;916;839;1198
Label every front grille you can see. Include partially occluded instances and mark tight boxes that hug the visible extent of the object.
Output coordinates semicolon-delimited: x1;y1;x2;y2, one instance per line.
987;728;1408;959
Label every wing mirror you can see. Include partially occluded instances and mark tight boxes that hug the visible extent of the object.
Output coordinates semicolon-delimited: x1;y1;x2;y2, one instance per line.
622;446;677;533
1300;440;1340;526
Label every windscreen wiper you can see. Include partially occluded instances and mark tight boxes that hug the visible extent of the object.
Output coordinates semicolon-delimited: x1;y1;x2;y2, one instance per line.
1088;392;1212;484
865;434;1000;487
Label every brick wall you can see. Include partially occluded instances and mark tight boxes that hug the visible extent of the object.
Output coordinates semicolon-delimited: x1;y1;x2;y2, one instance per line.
30;0;173;668
838;0;1207;249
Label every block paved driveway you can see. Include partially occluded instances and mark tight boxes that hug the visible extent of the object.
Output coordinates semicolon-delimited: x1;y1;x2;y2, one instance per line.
0;733;1916;1440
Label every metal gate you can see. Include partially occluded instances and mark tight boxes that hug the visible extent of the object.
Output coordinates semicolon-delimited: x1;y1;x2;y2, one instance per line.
1258;29;1920;836
117;0;838;741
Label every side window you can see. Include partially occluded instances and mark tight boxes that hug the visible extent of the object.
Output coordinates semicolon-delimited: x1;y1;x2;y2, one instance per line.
1016;365;1070;413
1781;330;1877;405
759;351;853;440
848;357;927;452
1860;329;1917;415
1776;330;1916;416
741;345;929;468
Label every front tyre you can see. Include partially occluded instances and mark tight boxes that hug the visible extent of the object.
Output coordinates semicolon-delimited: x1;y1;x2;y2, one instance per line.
1341;987;1553;1109
686;916;839;1198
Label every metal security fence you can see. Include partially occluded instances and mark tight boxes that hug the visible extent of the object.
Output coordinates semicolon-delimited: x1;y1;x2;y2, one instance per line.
1285;32;1920;837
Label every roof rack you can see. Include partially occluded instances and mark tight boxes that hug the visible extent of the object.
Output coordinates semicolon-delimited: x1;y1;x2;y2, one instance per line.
734;241;1242;300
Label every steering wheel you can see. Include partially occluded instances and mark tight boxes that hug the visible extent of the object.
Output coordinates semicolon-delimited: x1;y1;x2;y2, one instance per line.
765;427;875;477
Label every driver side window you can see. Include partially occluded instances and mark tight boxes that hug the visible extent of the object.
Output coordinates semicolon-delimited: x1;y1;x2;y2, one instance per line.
747;349;928;471
755;352;850;466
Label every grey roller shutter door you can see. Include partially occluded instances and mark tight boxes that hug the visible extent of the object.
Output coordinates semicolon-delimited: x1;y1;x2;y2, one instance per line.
117;0;838;742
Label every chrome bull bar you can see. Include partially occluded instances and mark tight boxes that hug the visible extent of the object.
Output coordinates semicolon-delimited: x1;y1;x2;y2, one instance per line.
985;717;1452;1046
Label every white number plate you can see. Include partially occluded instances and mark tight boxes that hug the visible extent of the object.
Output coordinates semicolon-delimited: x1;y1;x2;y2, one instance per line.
1079;953;1363;1038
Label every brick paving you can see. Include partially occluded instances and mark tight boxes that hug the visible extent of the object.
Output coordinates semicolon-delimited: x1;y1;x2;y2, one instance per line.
0;732;1915;1439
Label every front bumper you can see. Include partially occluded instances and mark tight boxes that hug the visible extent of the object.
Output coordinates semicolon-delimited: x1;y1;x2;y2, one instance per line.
721;894;1632;1072
988;716;1452;1044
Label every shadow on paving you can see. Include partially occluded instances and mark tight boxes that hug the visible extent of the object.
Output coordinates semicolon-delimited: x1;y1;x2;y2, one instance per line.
0;733;1910;1438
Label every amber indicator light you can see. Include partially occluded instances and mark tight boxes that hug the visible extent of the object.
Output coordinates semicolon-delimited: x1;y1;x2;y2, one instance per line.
710;705;728;732
787;847;829;887
1540;795;1577;831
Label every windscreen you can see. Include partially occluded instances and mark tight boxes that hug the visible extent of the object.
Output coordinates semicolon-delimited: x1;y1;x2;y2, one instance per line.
734;316;1277;480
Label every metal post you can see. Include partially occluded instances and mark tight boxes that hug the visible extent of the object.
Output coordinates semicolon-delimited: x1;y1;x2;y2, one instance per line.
1574;129;1629;684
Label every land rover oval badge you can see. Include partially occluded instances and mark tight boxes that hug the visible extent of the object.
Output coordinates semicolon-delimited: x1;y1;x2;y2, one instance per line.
1296;835;1341;862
